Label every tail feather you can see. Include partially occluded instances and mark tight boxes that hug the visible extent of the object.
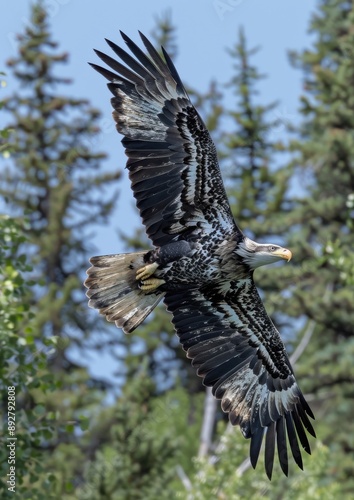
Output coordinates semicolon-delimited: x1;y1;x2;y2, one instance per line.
85;252;164;334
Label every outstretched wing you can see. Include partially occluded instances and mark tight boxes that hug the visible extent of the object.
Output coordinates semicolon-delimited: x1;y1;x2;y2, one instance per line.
164;279;315;479
91;32;239;247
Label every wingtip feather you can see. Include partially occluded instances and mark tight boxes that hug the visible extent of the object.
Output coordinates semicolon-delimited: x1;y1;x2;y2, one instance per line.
250;427;264;469
264;422;276;480
276;418;289;476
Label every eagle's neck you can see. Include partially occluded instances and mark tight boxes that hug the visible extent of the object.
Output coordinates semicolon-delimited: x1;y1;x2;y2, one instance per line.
235;239;263;269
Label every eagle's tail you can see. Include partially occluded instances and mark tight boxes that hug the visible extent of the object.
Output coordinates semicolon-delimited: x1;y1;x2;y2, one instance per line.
84;252;164;334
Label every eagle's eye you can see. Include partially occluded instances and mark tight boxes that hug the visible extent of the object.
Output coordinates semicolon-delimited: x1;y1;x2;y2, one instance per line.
269;246;277;252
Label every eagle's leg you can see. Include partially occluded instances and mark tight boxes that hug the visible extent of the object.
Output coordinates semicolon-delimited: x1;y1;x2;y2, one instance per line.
136;262;159;281
136;240;193;292
136;262;165;292
140;277;166;292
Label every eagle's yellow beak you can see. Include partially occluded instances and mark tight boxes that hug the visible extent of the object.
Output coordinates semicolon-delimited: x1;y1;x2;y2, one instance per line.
273;247;292;262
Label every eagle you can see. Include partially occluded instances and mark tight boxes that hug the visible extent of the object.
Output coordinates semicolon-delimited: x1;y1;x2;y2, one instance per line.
85;31;315;479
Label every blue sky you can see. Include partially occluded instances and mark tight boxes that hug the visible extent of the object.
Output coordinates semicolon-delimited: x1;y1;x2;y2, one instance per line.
1;0;318;382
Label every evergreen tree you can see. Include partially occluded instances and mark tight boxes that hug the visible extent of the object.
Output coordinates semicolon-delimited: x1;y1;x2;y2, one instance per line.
2;3;120;353
0;72;54;500
220;27;295;335
180;430;340;499
0;217;58;498
1;2;120;496
77;373;203;500
285;0;354;491
222;28;289;238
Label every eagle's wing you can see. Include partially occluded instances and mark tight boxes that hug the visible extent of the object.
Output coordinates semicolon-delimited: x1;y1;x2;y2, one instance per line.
164;279;316;479
91;32;239;247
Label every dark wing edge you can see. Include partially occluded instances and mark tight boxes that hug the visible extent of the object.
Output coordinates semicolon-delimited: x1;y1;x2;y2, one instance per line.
164;281;315;479
91;32;238;247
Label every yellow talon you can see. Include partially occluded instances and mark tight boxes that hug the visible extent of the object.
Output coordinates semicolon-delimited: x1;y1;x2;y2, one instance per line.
140;278;165;292
136;262;159;281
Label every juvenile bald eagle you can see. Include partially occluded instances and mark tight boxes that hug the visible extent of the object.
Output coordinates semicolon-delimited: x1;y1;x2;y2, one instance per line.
85;32;315;479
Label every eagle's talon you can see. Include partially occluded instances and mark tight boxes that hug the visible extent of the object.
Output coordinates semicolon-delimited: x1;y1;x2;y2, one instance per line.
139;278;165;292
136;262;159;281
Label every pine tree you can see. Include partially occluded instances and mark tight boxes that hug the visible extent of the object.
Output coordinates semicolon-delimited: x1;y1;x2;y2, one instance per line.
0;216;60;498
77;372;203;500
219;28;295;335
1;2;120;495
181;431;340;499
2;3;120;353
222;28;290;238
285;0;354;490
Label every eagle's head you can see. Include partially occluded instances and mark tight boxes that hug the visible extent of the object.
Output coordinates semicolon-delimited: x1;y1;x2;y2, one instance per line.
235;237;292;270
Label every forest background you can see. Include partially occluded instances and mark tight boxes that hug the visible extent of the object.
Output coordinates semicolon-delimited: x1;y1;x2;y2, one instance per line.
0;0;353;498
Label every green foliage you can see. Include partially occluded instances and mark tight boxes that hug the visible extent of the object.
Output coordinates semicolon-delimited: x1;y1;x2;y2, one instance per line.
284;1;354;491
77;375;203;500
1;67;57;500
0;215;58;498
179;429;341;499
1;2;120;496
222;27;290;238
0;74;13;158
1;1;120;359
2;3;120;302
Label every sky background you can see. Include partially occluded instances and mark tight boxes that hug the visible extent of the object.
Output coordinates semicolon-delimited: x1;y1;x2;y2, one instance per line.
1;0;318;384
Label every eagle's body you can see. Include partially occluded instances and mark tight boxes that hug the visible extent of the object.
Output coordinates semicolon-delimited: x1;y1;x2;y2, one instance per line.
85;32;315;479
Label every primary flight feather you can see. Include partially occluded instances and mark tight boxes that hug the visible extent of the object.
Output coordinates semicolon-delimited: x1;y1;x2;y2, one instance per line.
85;31;315;479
